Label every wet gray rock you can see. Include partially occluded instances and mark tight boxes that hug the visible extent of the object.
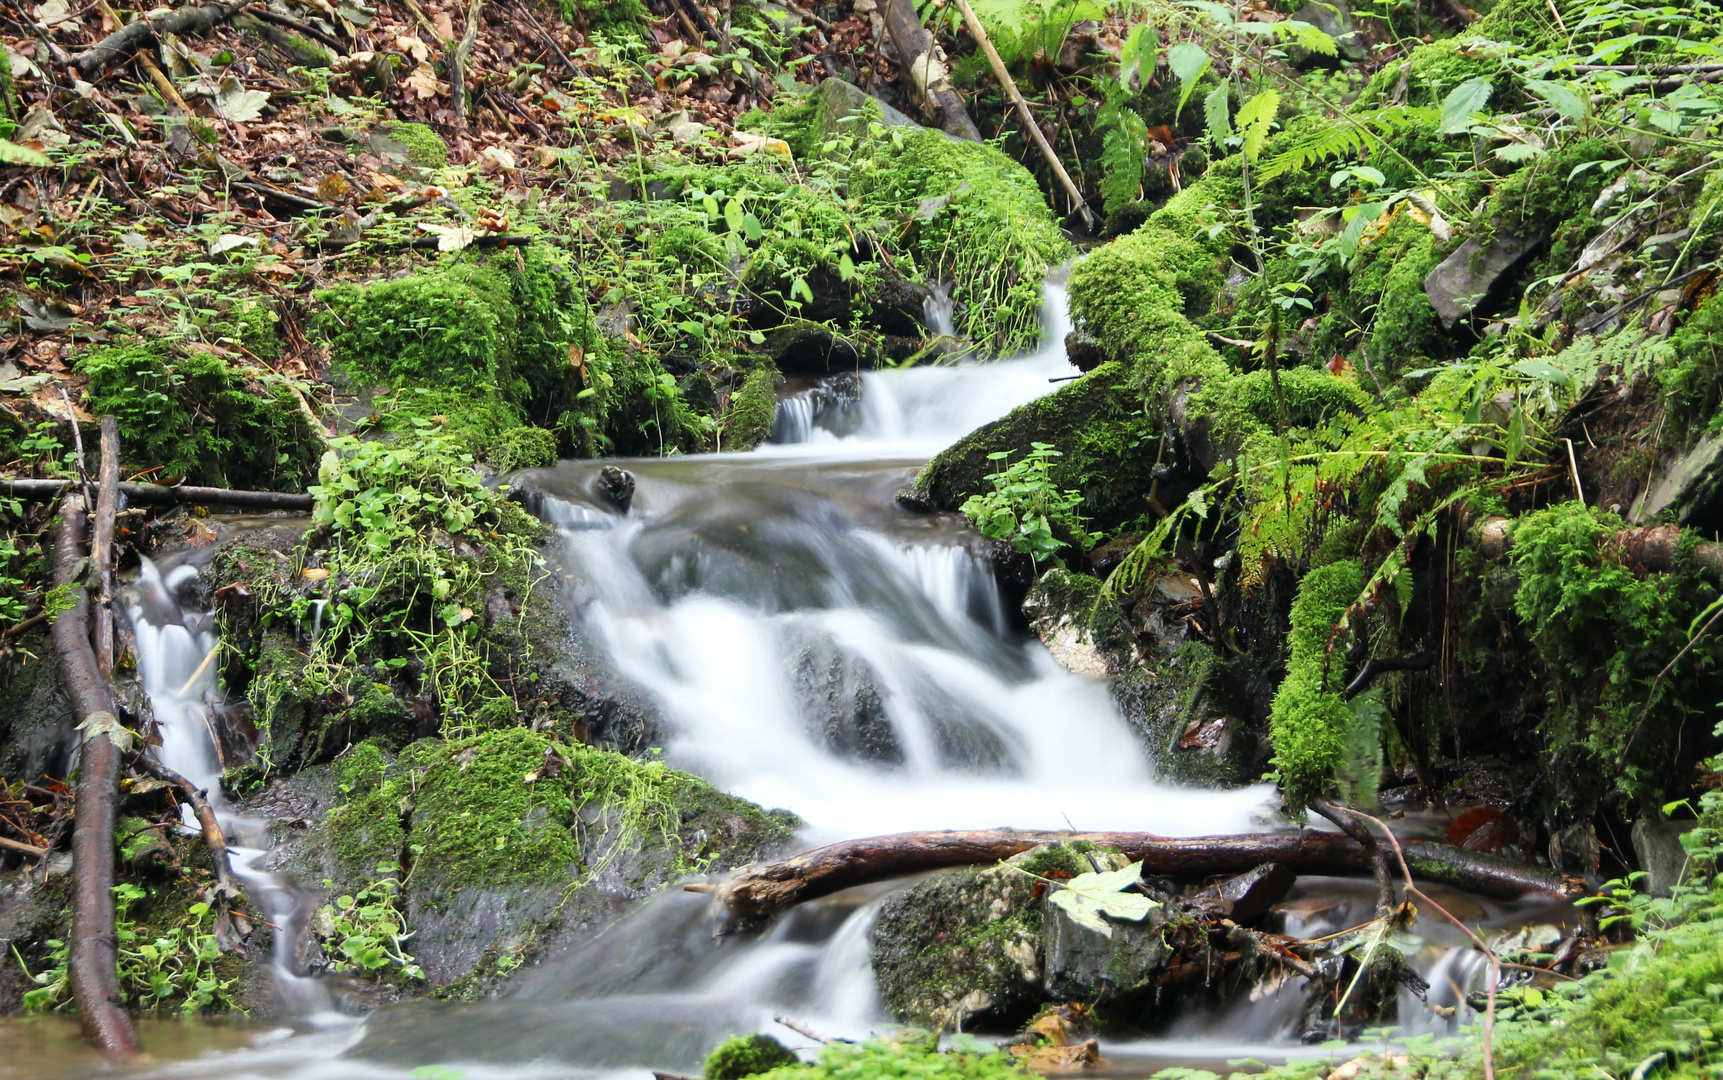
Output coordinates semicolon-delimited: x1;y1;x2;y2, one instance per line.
1194;862;1296;923
596;466;636;514
785;631;903;764
1041;889;1168;1002
1112;643;1258;789
1289;0;1367;62
1633;432;1723;526
1424;228;1544;330
1631;815;1699;897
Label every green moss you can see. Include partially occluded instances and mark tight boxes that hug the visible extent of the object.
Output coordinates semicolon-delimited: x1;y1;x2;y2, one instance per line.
375;122;447;168
316;244;585;453
724;365;778;451
1665;293;1723;430
1194;367;1372;437
658;223;728;273
1267;559;1363;809
1065;226;1229;404
0;45;15;132
333;729;797;894
490;425;558;472
77;343;322;490
706;1034;799;1080
759;1033;1032;1079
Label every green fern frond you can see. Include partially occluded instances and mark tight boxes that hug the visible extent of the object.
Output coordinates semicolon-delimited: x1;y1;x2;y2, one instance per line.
1256;122;1375;182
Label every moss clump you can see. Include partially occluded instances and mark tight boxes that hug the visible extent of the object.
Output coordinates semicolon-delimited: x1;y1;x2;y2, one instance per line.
375;121;447;168
77;343;322;490
724;365;778;451
489;425;558;472
1064;225;1229;404
658;223;729;273
316;244;586;453
1193;367;1372;436
757;1034;1032;1079
705;1034;799;1080
327;728;798;894
1267;559;1363;809
1510;504;1721;811
849;127;1073;352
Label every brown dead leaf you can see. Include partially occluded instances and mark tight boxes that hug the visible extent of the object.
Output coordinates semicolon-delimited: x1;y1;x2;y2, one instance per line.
432;11;454;40
404;66;444;100
317;173;353;202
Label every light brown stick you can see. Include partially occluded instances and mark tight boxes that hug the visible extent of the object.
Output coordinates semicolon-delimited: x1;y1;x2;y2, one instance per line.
950;0;1097;229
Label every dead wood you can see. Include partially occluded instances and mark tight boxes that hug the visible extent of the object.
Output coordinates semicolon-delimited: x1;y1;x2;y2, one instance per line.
240;4;347;55
52;493;140;1058
950;0;1096;229
449;0;484;130
1477;515;1723;577
2;478;314;512
132;756;247;953
693;828;1584;924
883;0;981;141
1311;797;1393;918
92;417;119;679
73;0;250;78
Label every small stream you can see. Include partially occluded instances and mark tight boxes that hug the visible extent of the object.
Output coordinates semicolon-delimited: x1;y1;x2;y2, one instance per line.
2;283;1575;1078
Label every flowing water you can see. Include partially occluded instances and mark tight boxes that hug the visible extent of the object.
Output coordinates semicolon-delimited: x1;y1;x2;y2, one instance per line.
19;283;1574;1078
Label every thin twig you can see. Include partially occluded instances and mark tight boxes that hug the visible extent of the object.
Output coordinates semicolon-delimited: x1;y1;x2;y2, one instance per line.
1623;601;1723;758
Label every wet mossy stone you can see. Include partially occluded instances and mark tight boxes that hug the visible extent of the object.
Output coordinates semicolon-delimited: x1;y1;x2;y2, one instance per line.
872;862;1043;1031
705;1033;799;1079
724;365;778;451
1112;642;1259;789
490;425;559;473
1267;559;1364;809
77;342;322;490
914;362;1156;527
373;122;447;168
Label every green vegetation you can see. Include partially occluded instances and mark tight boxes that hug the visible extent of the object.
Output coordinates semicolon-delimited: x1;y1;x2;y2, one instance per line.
1267;560;1363;809
757;1032;1033;1080
705;1034;799;1079
960;443;1097;566
374;121;447;168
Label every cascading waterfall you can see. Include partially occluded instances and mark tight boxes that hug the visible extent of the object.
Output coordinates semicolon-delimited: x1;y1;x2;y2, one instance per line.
83;278;1565;1080
128;558;334;1019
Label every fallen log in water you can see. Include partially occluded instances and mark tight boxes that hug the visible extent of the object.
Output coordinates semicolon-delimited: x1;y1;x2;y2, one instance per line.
53;473;140;1055
692;828;1585;924
2;477;313;512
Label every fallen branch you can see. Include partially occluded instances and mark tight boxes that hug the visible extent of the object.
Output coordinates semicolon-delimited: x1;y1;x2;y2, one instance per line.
449;0;484;130
52;493;139;1058
774;1012;842;1045
2;478;313;512
950;0;1096;230
883;0;981;141
693;828;1582;924
1477;515;1723;578
240;4;347;55
92;417;119;679
132;756;247;953
0;835;48;858
73;0;249;77
1342;652;1433;699
1311;797;1393;918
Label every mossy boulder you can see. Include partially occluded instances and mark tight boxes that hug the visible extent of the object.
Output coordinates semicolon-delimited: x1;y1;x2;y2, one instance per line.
373;122;447;168
77;343;323;490
705;1033;799;1079
1112;642;1259;789
914;362;1158;528
314;728;798;988
872;844;1168;1031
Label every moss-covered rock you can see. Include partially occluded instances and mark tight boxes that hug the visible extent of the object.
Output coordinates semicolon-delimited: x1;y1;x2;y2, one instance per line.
374;121;447;168
77;343;323;490
724;365;778;451
915;362;1158;528
705;1033;799;1079
302;728;799;989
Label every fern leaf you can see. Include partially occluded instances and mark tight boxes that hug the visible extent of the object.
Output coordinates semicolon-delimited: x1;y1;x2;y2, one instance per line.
1256;121;1373;182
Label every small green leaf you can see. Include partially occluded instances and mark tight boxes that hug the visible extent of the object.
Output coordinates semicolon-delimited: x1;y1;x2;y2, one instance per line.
1438;76;1494;134
1510;359;1571;385
1167;42;1211;120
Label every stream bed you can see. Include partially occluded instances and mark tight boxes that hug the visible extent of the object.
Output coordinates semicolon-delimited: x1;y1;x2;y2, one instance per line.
1;286;1574;1079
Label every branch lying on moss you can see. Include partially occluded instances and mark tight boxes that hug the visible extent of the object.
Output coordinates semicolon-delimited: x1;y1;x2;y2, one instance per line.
132;755;248;954
693;827;1585;925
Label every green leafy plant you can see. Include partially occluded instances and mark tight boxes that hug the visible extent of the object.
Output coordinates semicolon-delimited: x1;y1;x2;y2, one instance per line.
960;444;1098;567
314;870;424;981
